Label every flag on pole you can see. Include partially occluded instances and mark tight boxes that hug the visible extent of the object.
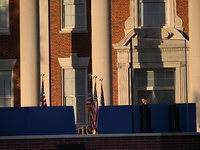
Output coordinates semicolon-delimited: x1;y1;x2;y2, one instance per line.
86;75;98;134
100;78;105;106
86;74;93;133
40;75;47;107
86;75;92;109
91;77;98;133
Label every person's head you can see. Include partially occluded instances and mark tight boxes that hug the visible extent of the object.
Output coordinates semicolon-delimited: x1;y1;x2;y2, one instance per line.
141;98;148;105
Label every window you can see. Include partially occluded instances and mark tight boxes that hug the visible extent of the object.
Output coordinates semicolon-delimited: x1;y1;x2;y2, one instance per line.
136;69;175;104
0;0;9;34
63;68;87;125
0;71;12;107
138;0;167;27
61;0;87;32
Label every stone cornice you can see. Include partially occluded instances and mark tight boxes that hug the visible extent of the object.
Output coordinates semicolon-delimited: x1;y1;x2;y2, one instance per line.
117;48;189;53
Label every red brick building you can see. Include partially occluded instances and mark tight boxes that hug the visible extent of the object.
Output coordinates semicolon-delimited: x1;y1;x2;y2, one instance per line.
1;0;200;132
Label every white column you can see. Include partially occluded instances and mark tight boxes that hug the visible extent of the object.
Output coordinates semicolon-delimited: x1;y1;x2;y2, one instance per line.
20;0;40;106
39;0;50;106
91;0;112;105
188;0;200;132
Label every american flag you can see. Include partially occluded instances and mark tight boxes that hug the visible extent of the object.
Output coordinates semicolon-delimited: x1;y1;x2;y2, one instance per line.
86;76;93;132
39;79;47;107
100;81;104;106
91;80;98;132
86;77;92;109
86;76;99;134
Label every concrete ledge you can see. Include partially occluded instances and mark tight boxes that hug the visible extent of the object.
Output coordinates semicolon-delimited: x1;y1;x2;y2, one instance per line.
0;132;199;140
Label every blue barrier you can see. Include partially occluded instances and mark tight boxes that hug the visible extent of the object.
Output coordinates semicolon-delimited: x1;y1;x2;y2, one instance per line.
98;103;196;134
0;104;196;135
98;105;133;134
0;106;76;136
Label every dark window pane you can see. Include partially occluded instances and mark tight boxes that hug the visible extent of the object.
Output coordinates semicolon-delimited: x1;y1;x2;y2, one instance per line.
138;90;175;104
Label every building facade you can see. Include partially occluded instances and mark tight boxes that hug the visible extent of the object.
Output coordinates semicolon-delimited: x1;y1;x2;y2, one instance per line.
1;0;200;131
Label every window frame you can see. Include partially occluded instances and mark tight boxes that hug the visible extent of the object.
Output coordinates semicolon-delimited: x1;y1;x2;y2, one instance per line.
0;0;9;34
136;69;175;104
0;59;16;107
133;0;176;29
138;0;167;27
0;70;13;107
62;67;88;126
60;0;87;33
137;70;175;89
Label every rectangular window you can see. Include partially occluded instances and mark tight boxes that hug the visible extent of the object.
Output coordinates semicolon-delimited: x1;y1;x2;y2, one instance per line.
137;69;175;104
0;71;12;107
63;68;87;125
139;0;167;27
0;0;9;34
61;0;87;32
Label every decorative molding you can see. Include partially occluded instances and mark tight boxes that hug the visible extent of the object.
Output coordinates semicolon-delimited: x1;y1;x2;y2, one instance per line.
123;0;184;38
124;17;134;35
175;16;183;31
161;28;185;39
137;48;188;52
112;29;138;49
117;47;188;53
162;28;173;38
118;63;130;69
0;59;16;69
173;0;183;31
117;49;134;53
124;0;135;35
113;31;188;51
58;53;90;67
128;28;185;39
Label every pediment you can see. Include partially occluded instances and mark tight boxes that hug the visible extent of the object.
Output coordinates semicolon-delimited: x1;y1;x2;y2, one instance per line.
113;28;188;50
115;0;188;50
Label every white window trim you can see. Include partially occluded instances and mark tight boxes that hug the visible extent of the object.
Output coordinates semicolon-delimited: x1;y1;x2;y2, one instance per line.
60;0;88;33
138;0;168;27
133;62;182;104
135;69;176;105
58;54;90;127
124;0;183;35
0;0;10;35
62;67;87;126
137;0;175;28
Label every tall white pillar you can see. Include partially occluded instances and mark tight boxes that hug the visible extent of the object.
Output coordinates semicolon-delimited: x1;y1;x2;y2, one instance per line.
188;0;200;132
39;0;50;106
91;0;112;105
20;0;40;106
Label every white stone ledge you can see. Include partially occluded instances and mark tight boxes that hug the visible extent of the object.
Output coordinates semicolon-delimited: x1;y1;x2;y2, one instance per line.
0;132;199;140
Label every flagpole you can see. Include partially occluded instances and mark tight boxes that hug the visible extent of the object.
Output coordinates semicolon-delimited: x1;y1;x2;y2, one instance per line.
130;37;134;133
40;73;47;107
93;76;98;134
100;78;104;106
86;73;92;134
41;73;45;80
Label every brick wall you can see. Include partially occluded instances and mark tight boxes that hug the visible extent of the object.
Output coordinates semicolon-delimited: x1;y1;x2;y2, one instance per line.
0;133;200;150
111;0;130;105
176;0;189;38
0;0;20;107
49;0;92;106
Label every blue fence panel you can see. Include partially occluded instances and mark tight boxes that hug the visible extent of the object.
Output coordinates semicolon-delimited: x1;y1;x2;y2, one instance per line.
98;105;133;134
0;106;76;136
98;103;196;134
